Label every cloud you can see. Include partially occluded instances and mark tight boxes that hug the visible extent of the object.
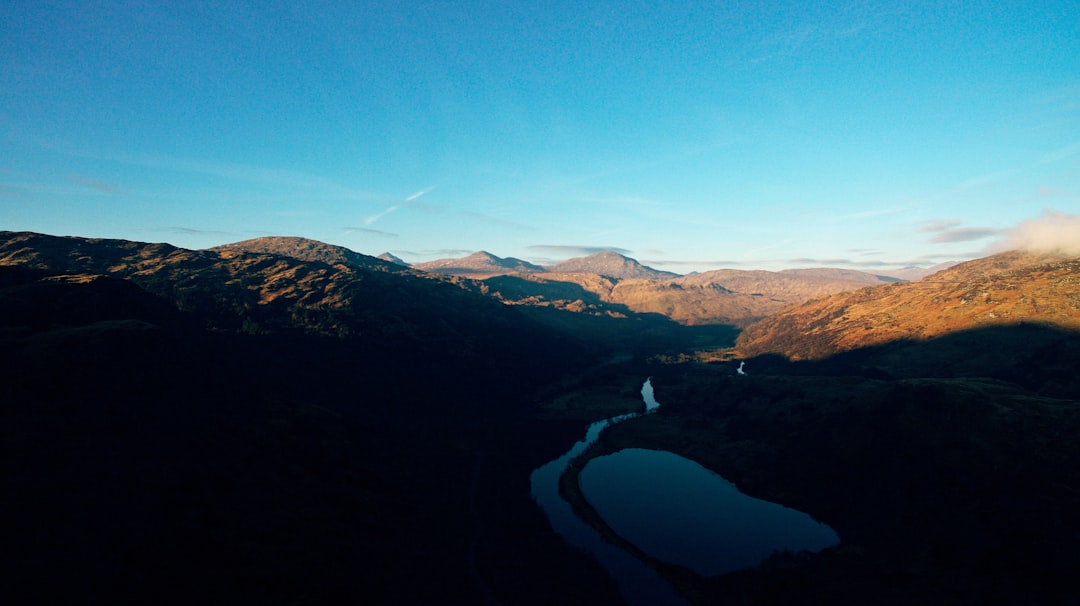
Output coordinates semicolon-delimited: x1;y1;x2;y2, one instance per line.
1036;141;1080;165
992;210;1080;255
921;218;1002;243
928;227;1002;244
343;226;399;238
528;244;634;256
167;227;235;237
644;258;746;268
919;219;962;233
68;176;118;194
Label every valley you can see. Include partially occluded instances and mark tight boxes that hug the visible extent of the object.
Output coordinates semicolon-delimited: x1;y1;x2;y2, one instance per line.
2;231;1079;605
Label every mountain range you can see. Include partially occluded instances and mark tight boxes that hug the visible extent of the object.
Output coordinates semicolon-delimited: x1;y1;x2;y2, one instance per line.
2;230;1078;605
407;248;905;326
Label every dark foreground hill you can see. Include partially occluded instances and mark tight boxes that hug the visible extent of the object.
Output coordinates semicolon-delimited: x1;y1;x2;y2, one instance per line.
598;349;1080;605
0;232;638;605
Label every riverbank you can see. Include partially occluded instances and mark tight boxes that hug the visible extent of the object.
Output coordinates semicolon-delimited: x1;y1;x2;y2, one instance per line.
557;423;709;603
577;366;1080;604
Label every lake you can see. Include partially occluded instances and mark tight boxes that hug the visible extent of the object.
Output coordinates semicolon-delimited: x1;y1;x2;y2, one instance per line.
579;447;839;576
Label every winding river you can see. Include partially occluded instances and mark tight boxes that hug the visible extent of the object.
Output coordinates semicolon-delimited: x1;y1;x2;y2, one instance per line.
529;379;686;606
530;378;839;604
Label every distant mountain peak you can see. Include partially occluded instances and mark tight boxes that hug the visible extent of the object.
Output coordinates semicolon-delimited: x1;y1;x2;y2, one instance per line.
414;251;545;276
378;252;409;266
549;252;678;280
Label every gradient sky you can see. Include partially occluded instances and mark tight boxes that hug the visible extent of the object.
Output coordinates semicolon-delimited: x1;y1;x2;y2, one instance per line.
2;1;1078;272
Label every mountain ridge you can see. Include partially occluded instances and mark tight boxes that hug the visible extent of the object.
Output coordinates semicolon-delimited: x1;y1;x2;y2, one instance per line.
734;249;1080;361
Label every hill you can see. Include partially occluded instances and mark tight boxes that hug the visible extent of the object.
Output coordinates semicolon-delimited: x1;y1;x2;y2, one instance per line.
481;266;894;327
414;251;545;276
548;251;679;280
735;250;1080;360
0;230;630;604
412;250;909;326
0;231;552;347
211;235;405;272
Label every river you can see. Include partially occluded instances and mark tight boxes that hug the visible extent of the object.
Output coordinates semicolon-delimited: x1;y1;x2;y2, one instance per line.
529;379;686;605
530;378;839;604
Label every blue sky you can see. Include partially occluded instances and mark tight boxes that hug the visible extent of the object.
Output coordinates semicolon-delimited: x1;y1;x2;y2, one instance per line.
2;1;1078;272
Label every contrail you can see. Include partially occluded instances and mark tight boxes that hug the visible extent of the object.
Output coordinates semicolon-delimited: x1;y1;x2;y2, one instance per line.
365;186;436;225
405;185;435;201
364;204;401;225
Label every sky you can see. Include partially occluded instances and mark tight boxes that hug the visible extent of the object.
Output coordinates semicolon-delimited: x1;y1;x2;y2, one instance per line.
2;1;1079;273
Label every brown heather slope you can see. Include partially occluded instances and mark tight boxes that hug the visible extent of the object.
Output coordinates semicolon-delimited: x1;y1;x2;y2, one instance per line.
735;250;1080;360
610;268;893;326
413;250;545;276
482;267;893;326
0;231;579;352
412;249;895;326
211;235;407;273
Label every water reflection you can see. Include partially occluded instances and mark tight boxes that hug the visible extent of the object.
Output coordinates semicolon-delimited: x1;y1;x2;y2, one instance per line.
580;448;839;576
529;379;687;606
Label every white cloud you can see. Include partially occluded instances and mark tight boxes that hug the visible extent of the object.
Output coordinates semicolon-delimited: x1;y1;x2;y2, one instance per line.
992;210;1080;255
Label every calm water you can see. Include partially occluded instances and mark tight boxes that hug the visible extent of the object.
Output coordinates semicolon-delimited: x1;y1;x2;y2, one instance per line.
579;448;839;576
529;379;687;606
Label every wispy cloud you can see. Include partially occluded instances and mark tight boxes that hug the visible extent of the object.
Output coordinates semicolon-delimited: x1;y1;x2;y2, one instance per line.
1035;141;1080;165
0;183;23;198
344;226;399;238
992;210;1080;255
166;227;235;237
919;218;1002;244
928;227;1002;244
919;219;963;233
749;12;870;64
68;176;119;194
528;244;634;256
643;258;746;268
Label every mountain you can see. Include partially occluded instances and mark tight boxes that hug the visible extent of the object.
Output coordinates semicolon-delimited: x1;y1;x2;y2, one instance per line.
409;250;903;326
211;236;404;272
0;231;624;604
378;251;409;266
880;260;960;281
735;250;1080;362
414;250;545;276
623;268;893;326
483;266;895;327
0;231;579;352
548;251;678;280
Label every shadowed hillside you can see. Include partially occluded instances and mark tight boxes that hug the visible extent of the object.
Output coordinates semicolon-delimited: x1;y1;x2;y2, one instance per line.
5;231;1078;605
577;324;1080;604
0;232;631;605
